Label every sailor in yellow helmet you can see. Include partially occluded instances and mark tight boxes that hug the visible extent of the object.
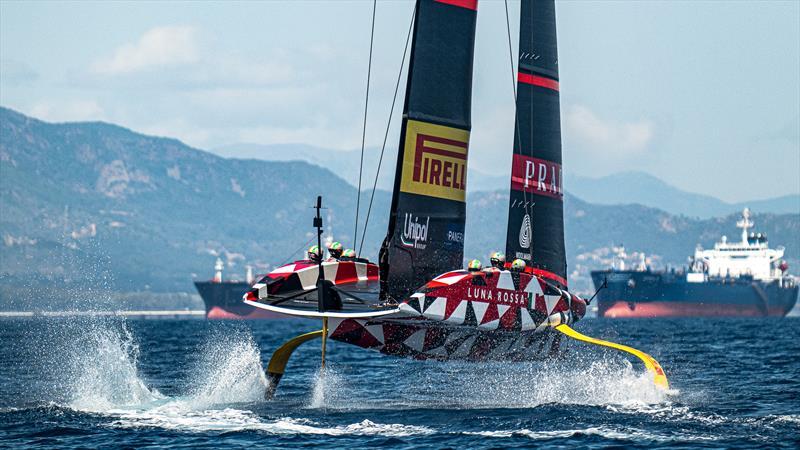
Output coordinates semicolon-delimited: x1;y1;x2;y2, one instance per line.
341;248;357;260
327;241;344;260
489;251;506;269
307;245;323;263
467;259;482;272
510;258;526;271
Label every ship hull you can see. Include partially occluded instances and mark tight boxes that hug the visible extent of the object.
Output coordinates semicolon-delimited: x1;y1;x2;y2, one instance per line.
591;270;799;318
194;281;287;319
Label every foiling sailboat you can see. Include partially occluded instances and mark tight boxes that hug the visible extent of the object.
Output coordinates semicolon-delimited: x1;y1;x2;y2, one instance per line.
244;0;668;397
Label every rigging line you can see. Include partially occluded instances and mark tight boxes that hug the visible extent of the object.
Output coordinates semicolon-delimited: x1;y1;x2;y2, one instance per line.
505;0;531;261
358;3;416;256
278;235;316;267
504;0;517;100
354;0;377;253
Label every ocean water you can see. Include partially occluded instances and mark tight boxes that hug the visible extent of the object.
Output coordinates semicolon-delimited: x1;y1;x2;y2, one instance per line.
0;317;798;448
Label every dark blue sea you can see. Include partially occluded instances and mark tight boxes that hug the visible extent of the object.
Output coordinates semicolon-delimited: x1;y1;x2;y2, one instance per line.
1;317;798;448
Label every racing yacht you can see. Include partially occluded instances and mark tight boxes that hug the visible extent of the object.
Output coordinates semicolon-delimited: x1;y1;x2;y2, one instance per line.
244;0;668;397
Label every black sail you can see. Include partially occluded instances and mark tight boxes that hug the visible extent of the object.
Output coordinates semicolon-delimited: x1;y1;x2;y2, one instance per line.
504;0;567;289
380;0;478;301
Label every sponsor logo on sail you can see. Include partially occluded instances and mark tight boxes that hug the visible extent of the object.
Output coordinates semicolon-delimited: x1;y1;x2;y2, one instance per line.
519;213;532;249
448;230;464;244
444;222;465;248
401;213;429;250
400;120;470;202
510;154;563;200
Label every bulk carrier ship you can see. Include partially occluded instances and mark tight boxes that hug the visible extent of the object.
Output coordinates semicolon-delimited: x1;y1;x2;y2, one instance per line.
591;209;798;318
193;258;285;319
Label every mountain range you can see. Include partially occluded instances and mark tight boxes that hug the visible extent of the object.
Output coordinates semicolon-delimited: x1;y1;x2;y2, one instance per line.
1;107;798;310
215;142;798;219
568;172;798;219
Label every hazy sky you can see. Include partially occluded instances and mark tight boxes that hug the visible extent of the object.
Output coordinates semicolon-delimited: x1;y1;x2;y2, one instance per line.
1;0;798;202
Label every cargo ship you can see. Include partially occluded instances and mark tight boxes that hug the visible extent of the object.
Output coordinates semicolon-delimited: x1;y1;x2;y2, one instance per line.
193;258;286;319
591;209;798;318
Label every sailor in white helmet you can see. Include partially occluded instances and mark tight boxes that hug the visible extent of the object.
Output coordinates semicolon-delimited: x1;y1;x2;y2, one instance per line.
510;258;526;271
307;245;323;263
326;241;344;261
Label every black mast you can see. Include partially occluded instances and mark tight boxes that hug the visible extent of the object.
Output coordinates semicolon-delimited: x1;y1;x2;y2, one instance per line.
504;0;567;289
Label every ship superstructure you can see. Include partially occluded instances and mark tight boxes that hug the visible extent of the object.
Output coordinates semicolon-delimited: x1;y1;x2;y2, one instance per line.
691;208;786;282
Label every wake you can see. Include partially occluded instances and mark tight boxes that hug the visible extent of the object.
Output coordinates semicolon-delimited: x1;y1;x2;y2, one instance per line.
54;320;435;435
45;319;675;434
52;320;271;432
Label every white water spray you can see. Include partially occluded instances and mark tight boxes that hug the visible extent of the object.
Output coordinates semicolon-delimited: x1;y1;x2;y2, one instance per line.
308;367;346;409
65;321;162;412
299;354;675;412
185;332;268;409
424;355;674;410
58;322;278;432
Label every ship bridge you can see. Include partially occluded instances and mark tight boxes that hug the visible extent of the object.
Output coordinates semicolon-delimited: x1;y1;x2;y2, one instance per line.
693;209;784;281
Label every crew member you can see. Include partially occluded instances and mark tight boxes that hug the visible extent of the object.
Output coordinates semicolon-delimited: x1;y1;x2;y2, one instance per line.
327;241;344;260
308;245;323;263
489;251;506;269
467;259;482;272
511;258;526;271
341;249;357;260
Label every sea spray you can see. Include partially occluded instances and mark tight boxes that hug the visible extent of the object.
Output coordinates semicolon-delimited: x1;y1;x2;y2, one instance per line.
101;327;280;432
298;351;673;411
306;365;354;410
419;354;672;409
0;316;159;410
65;319;162;412
185;328;267;408
63;324;271;432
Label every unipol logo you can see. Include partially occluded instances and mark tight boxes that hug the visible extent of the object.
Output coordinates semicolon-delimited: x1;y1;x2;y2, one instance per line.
510;154;563;200
401;213;429;250
519;213;532;249
400;120;470;202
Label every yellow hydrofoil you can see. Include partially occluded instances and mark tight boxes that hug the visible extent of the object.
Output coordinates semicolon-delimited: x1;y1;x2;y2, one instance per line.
555;324;669;390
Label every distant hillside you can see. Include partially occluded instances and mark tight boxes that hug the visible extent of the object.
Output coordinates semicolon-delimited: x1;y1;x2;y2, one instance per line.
2;107;798;308
568;171;799;219
0;107;391;295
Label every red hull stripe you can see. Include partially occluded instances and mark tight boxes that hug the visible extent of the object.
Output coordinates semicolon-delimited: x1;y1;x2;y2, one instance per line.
529;268;568;287
518;72;559;91
207;306;287;320
600;301;787;318
435;0;478;10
